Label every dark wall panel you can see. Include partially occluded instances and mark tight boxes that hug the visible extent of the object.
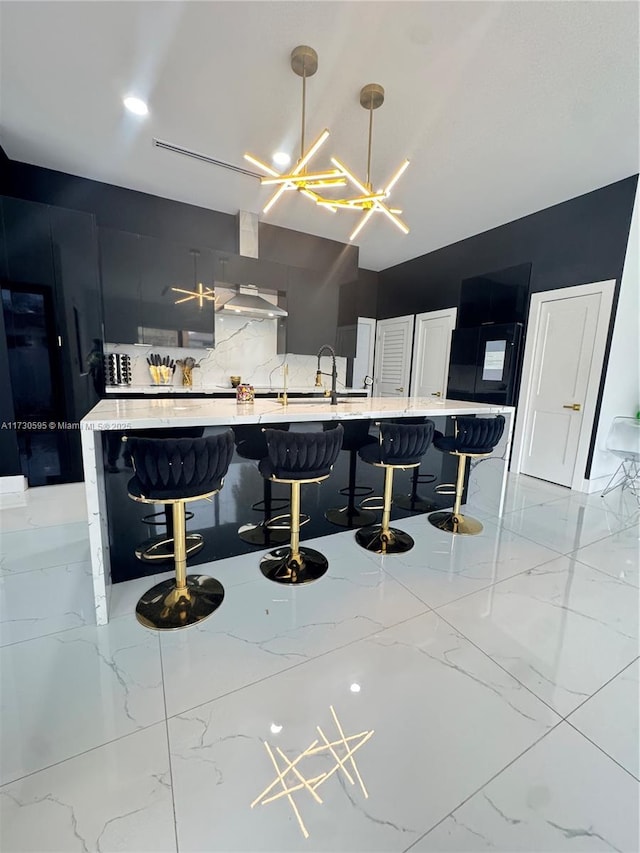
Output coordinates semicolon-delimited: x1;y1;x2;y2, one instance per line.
377;176;638;319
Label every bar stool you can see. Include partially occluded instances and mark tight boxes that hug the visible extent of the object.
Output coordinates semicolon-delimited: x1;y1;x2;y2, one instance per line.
356;420;435;554
235;423;291;547
132;427;206;563
324;419;377;528
391;417;438;513
126;431;235;630
429;415;505;535
258;425;344;585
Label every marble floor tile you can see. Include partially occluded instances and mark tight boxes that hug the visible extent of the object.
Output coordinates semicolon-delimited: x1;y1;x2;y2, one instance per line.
168;610;559;853
159;533;428;718
0;560;96;646
567;658;639;780
0;483;88;532
497;496;637;554
467;472;572;520
368;514;561;609
0;722;176;853
437;554;639;716
570;523;639;587
412;721;639;852
0;616;164;785
0;521;90;576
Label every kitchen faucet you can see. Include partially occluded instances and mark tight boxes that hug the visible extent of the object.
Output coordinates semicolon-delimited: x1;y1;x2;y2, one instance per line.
315;345;338;405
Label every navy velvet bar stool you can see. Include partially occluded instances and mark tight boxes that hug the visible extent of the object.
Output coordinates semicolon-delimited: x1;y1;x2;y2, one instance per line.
356;420;435;554
323;419;377;528
258;426;344;585
126;431;235;630
429;415;505;535
234;423;291;547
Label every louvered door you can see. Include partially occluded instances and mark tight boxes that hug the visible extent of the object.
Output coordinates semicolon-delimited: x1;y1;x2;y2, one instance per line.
373;315;415;396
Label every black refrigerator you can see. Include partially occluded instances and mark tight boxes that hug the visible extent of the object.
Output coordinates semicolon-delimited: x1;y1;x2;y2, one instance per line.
446;322;523;406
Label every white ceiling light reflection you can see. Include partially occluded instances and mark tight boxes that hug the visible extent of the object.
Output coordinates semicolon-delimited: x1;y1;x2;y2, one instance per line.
269;723;283;735
350;683;361;693
272;152;291;167
123;96;149;116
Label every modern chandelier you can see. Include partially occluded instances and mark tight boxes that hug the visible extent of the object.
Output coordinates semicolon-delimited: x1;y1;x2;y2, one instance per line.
171;250;216;308
244;46;410;239
316;83;410;240
244;45;346;214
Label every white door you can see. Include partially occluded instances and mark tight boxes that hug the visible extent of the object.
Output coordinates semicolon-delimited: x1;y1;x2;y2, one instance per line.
351;317;376;390
373;315;414;396
520;291;603;487
409;308;457;399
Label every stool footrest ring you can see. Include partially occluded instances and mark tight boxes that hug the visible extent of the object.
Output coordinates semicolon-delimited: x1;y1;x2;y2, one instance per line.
338;484;373;498
434;482;457;496
358;495;385;512
135;533;204;563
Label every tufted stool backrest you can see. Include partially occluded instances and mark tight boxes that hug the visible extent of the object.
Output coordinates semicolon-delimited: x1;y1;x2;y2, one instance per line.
127;431;235;500
261;426;344;480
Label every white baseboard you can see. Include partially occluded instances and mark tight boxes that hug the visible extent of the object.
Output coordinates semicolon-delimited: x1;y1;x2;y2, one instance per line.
0;475;27;494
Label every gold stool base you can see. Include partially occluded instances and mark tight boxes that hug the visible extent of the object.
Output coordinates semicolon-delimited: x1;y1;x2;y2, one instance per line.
428;511;484;536
355;525;414;554
260;547;328;585
325;506;376;529
394;493;439;513
135;575;224;630
135;533;204;563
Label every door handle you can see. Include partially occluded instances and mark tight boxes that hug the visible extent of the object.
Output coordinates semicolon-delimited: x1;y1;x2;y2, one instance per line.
563;403;581;411
395;387;404;393
431;391;442;397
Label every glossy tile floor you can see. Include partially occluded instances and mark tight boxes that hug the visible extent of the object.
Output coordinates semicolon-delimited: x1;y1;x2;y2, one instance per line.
0;475;638;852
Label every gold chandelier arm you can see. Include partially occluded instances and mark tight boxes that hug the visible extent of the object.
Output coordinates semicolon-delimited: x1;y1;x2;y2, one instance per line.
350;209;375;242
331;158;371;197
263;183;289;214
243;153;280;177
294;129;330;174
375;203;409;234
384;159;410;194
171;287;193;296
259;169;344;186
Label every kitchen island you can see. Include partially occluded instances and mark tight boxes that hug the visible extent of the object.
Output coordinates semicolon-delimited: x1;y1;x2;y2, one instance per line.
81;396;514;624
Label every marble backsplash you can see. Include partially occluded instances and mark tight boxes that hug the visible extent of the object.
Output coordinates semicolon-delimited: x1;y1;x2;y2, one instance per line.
105;314;346;391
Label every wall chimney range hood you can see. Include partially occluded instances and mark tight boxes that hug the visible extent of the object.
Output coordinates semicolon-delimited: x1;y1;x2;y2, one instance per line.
218;210;288;319
221;286;287;318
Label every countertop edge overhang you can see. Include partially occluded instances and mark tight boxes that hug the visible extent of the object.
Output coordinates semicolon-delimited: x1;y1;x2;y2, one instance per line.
81;397;514;429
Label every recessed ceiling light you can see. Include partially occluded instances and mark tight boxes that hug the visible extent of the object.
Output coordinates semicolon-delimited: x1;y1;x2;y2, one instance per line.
350;683;361;693
272;151;291;167
123;96;149;116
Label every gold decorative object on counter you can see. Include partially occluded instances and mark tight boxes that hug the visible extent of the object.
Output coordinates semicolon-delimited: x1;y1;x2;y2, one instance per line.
230;375;241;388
176;357;200;387
236;384;255;402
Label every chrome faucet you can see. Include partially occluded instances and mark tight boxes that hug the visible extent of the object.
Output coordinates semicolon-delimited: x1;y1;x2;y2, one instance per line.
315;345;338;405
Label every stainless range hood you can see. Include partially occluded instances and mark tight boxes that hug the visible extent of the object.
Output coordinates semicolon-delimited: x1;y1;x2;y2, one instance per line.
221;285;287;319
218;211;288;319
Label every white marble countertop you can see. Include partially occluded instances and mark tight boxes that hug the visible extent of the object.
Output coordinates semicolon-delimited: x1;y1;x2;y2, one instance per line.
82;396;514;429
105;385;368;396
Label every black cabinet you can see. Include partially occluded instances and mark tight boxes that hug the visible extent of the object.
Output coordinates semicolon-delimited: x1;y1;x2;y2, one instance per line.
139;237;215;345
50;207;102;421
2;197;55;287
99;228;142;344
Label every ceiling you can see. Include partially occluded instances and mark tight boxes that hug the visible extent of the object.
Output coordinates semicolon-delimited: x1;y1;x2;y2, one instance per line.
1;1;638;271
